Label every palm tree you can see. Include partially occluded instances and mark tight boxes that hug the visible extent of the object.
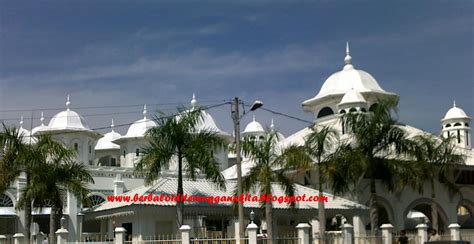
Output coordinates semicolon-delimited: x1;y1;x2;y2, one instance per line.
410;134;464;231
14;134;93;242
303;126;338;241
337;101;413;234
239;131;309;243
135;108;226;228
0;124;35;242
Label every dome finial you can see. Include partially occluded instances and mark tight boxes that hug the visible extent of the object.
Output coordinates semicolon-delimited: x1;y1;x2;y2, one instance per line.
66;94;71;110
253;114;256;122
270;118;275;132
191;93;197;109
344;41;352;65
111;119;115;131
20;116;24;128
40;112;44;125
143;104;147;119
453;100;456;108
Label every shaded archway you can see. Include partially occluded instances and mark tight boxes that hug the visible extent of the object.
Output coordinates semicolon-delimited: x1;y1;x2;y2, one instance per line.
457;199;474;228
404;198;448;232
364;196;394;230
317;107;334;118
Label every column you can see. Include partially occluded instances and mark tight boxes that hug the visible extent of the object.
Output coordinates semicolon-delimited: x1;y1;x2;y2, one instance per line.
13;233;24;244
247;223;258;244
114;227;126;244
416;223;428;243
448;223;460;241
296;223;311;244
180;225;191;244
380;224;393;244
342;223;353;244
16;173;27;234
67;191;78;241
56;228;69;244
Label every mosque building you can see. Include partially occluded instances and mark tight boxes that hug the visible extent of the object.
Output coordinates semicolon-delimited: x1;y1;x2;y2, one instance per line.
1;44;473;240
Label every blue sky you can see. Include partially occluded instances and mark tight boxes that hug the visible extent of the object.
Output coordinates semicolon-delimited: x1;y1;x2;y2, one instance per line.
0;0;472;136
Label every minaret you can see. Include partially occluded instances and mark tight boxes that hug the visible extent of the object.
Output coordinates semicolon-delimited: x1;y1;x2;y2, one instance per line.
441;101;471;149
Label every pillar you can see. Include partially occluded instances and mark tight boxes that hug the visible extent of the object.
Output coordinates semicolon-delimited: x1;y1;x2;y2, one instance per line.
247;223;258;244
180;225;191;244
0;235;7;244
67;191;78;241
16;173;27;234
56;228;69;244
114;174;125;196
13;233;24;244
342;223;353;244
114;227;126;244
416;223;428;243
448;223;460;241
380;224;393;244
296;223;311;244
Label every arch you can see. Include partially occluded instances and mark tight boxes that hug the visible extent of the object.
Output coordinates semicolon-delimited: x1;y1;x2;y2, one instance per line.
339;109;346;114
465;123;469;127
317;107;334;118
349;108;357;113
457;199;474;228
364;196;395;226
0;194;14;207
445;124;452;128
84;193;106;208
369;103;379;112
454;123;462;127
403;198;449;231
360;108;367;112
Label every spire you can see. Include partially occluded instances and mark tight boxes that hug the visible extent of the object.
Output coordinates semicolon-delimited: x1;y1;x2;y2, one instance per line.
66;94;71;111
270;118;275;132
252;114;256;122
40;112;45;125
343;41;353;70
111;119;115;132
20;116;24;128
453;100;456;108
191;93;197;109
143;104;147;119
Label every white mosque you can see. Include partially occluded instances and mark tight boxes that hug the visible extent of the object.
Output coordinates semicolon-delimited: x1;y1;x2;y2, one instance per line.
1;44;473;241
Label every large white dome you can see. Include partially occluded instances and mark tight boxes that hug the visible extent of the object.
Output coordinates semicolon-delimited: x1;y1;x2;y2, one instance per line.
48;110;90;130
47;96;90;131
120;105;157;139
442;102;470;121
184;94;231;137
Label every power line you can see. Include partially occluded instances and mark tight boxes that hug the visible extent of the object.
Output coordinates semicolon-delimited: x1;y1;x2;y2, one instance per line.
0;99;232;113
241;102;313;124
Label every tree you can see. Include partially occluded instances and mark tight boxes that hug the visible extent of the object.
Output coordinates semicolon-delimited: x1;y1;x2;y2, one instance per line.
135;108;226;228
410;134;464;231
239;131;308;243
337;101;413;234
0;124;36;242
303;126;338;240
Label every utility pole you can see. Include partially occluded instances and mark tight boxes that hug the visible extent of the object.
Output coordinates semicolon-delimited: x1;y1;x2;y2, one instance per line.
231;97;245;240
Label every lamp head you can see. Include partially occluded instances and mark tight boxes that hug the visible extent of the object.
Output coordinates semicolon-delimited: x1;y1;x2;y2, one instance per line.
250;101;263;111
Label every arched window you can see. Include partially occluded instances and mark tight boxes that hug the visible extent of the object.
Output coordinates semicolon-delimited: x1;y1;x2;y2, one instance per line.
89;144;92;154
349;108;357;113
123;150;126;158
317;107;334;118
446;124;452;128
84;195;105;208
340;110;346;114
0;194;13;207
135;148;140;157
74;143;79;151
454;123;462;127
369;103;379;112
360;108;367;112
457;130;461;143
465;123;469;127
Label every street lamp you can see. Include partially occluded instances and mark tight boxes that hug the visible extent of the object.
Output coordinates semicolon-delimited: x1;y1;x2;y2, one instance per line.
231;97;263;240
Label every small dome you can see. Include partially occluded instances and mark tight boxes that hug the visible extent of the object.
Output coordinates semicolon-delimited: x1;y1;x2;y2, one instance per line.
243;116;265;134
95;120;121;150
32;112;49;135
196;110;230;137
47;96;90;131
17;117;33;144
122;105;157;139
443;101;470;121
339;89;366;105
